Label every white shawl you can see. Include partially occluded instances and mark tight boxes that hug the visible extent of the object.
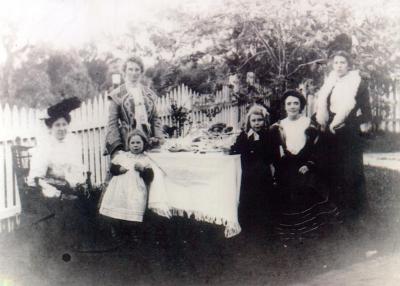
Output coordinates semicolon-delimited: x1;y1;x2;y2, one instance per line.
316;70;361;129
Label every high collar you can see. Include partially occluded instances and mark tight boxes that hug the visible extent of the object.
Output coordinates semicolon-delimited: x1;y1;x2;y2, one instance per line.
247;129;260;141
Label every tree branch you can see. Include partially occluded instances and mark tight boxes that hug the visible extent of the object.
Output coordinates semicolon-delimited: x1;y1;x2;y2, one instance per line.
235;0;280;67
287;58;325;77
237;50;269;71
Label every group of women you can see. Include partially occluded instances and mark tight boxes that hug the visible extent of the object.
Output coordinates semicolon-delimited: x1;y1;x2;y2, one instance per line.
233;37;372;240
24;34;372;257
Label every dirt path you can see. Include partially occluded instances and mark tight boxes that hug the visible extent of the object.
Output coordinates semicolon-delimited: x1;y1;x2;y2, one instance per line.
296;253;400;286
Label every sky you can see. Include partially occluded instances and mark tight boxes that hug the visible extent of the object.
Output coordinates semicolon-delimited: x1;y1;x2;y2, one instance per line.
0;0;221;63
0;0;398;64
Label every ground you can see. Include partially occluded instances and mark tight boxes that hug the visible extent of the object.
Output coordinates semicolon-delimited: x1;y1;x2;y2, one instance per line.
0;161;399;286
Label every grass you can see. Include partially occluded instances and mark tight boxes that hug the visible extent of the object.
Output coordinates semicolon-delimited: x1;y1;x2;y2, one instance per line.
364;131;400;153
0;165;399;286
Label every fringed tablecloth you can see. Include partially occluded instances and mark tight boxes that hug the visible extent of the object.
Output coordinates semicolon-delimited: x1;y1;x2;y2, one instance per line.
147;152;242;238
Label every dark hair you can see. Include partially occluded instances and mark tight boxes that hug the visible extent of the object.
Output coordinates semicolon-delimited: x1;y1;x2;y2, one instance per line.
126;129;149;152
330;50;353;68
122;56;145;74
282;90;306;112
44;114;71;128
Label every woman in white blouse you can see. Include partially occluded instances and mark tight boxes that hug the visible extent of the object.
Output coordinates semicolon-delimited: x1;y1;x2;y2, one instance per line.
269;90;339;241
27;97;90;256
28;97;85;197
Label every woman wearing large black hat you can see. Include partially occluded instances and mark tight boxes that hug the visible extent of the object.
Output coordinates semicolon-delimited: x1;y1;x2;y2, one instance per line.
28;97;85;194
26;97;91;262
314;34;372;221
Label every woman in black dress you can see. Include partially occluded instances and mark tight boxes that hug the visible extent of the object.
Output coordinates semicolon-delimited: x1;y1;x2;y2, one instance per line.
315;34;372;220
270;90;339;241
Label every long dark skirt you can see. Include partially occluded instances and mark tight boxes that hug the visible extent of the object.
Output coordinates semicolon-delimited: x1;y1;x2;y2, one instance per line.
238;166;273;231
322;126;369;220
273;158;339;240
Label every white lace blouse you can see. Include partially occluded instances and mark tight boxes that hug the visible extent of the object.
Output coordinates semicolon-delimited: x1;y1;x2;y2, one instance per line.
27;133;86;187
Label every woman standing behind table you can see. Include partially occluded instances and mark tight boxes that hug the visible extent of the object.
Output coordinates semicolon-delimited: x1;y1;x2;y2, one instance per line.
315;34;372;220
270;90;339;241
230;105;273;231
105;56;164;158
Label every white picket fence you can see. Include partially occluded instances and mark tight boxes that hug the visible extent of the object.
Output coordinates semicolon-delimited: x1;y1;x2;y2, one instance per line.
0;84;248;231
3;81;397;232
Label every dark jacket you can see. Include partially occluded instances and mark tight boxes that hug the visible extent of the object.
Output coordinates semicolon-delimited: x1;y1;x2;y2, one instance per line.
105;84;164;156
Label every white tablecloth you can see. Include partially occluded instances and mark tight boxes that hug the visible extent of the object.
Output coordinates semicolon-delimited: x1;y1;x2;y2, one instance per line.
147;152;242;238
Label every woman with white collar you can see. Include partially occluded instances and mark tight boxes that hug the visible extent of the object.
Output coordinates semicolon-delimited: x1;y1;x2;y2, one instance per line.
315;34;372;220
28;97;85;196
105;56;164;159
27;97;89;258
270;90;339;241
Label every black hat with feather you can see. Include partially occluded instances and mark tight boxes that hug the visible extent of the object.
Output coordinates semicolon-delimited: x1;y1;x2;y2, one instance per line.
44;97;81;127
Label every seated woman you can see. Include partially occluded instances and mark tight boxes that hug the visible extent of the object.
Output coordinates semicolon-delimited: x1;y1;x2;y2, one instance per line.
28;97;85;195
27;97;89;256
269;90;339;241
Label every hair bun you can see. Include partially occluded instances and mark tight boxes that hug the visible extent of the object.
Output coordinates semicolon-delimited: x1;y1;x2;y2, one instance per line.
327;33;352;57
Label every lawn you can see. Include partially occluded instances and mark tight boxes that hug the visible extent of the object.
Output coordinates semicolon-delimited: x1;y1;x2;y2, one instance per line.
0;165;399;286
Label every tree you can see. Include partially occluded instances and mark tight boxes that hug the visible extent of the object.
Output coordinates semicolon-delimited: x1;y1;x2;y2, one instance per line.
142;0;400;122
7;46;106;108
0;23;31;103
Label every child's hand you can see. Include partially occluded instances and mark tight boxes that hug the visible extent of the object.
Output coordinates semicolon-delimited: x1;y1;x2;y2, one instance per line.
298;165;309;174
134;163;145;172
119;166;128;174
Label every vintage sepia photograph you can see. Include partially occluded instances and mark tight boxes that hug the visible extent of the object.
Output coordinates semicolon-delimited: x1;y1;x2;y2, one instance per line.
0;0;400;285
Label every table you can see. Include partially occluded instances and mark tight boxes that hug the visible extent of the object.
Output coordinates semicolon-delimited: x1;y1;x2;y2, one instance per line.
147;152;242;238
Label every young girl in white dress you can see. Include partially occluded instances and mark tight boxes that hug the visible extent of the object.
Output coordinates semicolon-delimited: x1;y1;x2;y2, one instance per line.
100;129;156;241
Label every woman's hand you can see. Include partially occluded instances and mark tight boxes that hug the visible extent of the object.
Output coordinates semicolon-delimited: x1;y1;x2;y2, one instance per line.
360;122;372;133
42;184;61;198
298;165;309;174
149;137;164;147
329;124;336;134
329;123;346;134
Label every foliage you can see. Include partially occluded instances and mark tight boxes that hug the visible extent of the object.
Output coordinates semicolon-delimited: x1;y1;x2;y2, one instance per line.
2;44;114;108
1;0;399;123
170;102;191;137
135;0;400;121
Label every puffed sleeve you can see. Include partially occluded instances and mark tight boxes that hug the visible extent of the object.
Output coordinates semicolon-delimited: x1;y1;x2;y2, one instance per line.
26;144;49;186
269;123;282;162
356;80;372;124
